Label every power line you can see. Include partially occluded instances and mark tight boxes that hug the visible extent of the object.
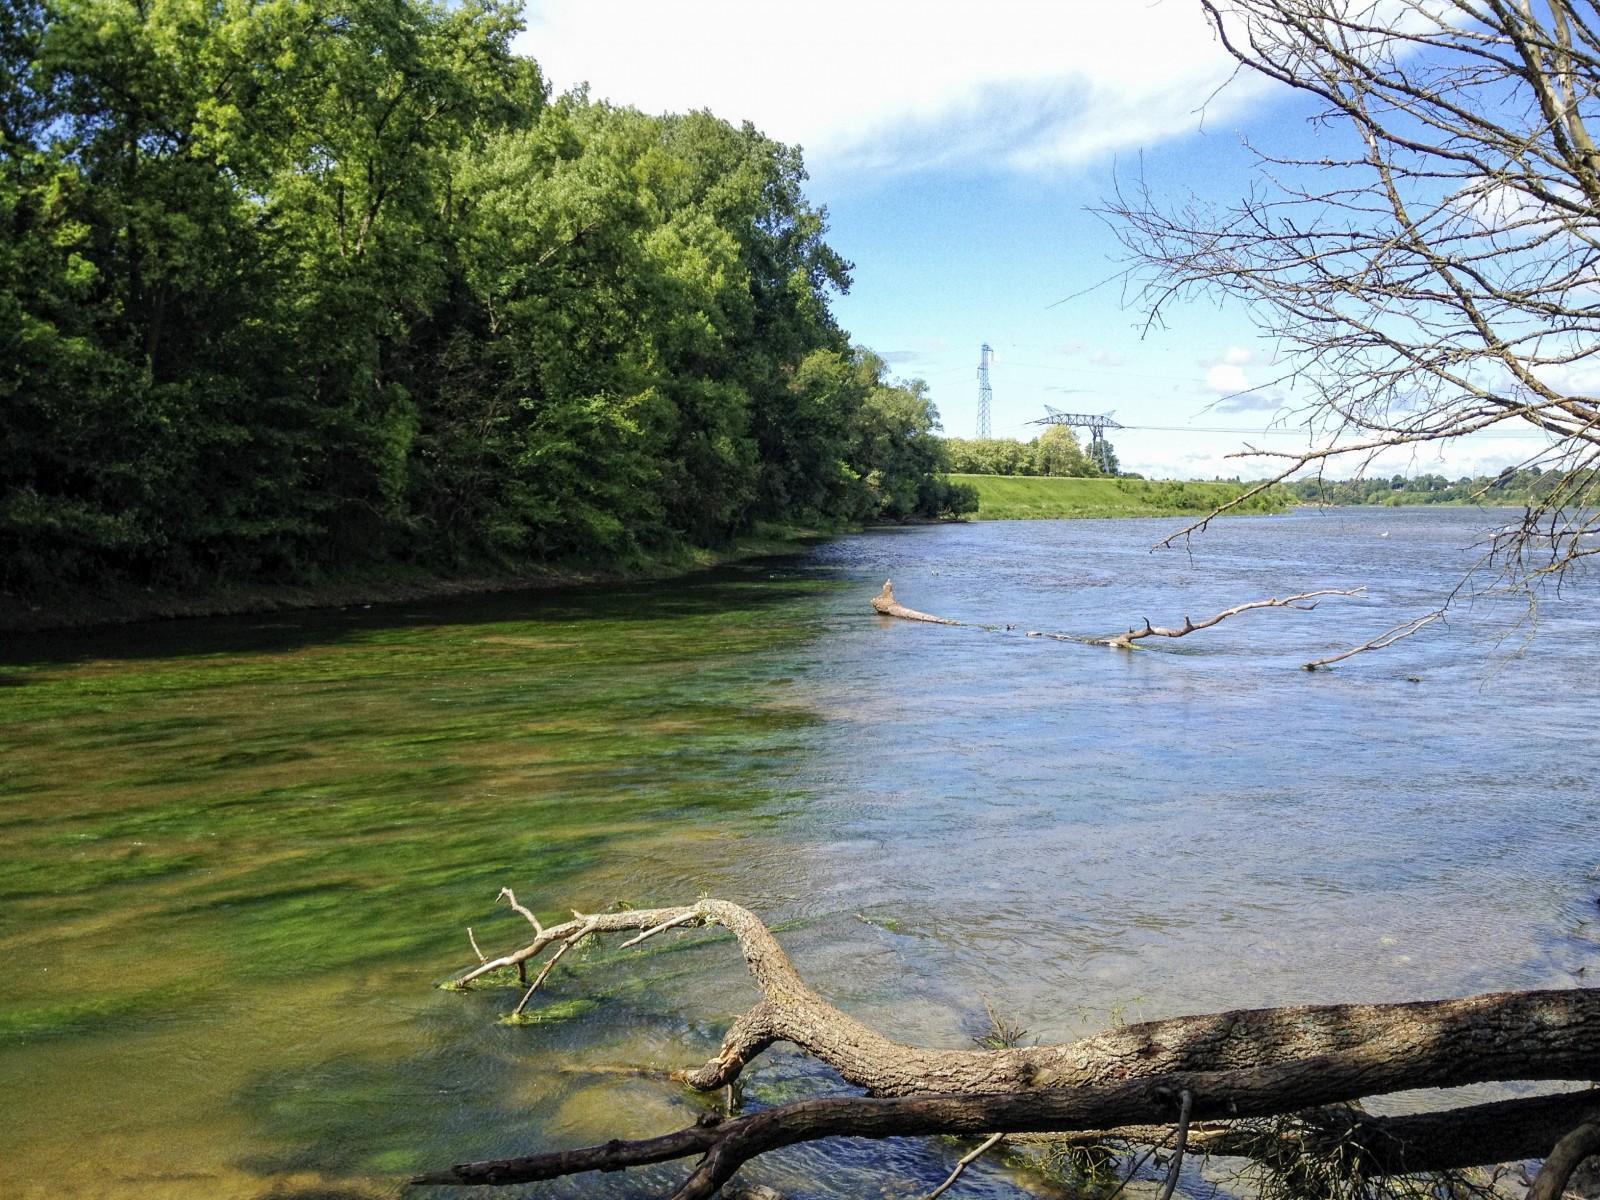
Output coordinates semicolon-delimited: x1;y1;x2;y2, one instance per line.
988;359;1206;384
971;421;1553;441
1120;423;1554;440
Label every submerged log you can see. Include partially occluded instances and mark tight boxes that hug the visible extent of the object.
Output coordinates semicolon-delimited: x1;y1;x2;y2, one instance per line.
419;896;1600;1197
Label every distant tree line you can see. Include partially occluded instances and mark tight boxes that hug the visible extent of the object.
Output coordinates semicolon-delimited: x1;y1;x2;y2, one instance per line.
943;427;1119;477
0;0;973;597
1287;468;1569;507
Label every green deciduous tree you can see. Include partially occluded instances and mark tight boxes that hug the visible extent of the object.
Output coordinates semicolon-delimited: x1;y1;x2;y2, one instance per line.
1;0;968;601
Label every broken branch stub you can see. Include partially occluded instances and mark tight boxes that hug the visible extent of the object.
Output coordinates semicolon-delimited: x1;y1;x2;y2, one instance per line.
423;896;1600;1197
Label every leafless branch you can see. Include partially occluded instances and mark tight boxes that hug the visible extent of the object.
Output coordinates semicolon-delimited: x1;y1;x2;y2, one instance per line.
1096;588;1366;648
1302;609;1445;669
919;1132;1005;1200
1528;1119;1600;1200
497;887;543;936
1103;0;1600;598
1155;1089;1195;1200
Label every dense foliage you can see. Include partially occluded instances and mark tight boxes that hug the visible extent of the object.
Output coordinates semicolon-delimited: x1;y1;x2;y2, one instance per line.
0;0;970;597
943;427;1113;477
1286;468;1567;507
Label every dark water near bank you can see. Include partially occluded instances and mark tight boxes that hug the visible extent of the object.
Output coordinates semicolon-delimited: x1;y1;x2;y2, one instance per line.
1;507;1595;1199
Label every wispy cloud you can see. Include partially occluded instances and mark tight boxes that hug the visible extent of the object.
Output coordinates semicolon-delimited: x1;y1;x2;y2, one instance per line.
519;1;1272;177
1214;392;1285;414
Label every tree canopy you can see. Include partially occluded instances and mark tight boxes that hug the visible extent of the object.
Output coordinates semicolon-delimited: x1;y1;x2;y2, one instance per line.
0;0;971;598
944;426;1105;477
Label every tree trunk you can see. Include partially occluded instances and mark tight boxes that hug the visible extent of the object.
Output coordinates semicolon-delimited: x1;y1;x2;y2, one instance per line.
420;897;1600;1197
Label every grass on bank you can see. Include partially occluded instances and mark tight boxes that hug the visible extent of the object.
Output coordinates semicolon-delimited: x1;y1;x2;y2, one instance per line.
951;474;1292;521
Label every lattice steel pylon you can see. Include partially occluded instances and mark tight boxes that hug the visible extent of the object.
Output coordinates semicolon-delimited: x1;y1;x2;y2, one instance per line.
976;344;993;438
1030;405;1125;473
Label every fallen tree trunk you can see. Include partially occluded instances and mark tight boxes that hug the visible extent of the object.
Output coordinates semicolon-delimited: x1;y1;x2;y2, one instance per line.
415;1084;1600;1198
420;896;1600;1197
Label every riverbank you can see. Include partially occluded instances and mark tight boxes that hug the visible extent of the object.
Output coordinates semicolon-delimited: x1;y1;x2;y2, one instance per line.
0;477;1292;633
0;522;838;635
952;474;1291;520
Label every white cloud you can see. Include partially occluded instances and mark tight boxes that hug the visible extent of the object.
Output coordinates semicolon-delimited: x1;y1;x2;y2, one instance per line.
1205;363;1250;394
518;1;1273;176
1533;359;1600;397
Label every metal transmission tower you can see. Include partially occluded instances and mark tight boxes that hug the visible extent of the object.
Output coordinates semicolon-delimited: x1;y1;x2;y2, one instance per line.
1030;405;1125;473
976;343;993;438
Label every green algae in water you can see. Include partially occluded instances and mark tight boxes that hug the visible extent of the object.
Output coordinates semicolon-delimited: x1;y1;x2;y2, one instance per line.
0;569;841;1198
497;997;601;1025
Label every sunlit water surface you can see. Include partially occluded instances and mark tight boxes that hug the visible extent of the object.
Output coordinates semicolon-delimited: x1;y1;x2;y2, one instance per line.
1;507;1595;1199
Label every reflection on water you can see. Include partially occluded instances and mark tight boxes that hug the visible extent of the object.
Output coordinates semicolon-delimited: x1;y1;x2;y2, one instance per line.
1;507;1595;1199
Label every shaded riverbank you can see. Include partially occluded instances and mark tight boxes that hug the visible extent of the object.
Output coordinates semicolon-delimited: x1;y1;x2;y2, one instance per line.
0;523;839;635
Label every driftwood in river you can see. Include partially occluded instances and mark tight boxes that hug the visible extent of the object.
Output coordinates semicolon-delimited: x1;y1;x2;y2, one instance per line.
417;895;1600;1199
869;581;1444;667
871;579;961;624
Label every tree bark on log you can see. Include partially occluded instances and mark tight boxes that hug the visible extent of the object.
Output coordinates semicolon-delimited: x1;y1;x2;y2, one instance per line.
421;897;1600;1196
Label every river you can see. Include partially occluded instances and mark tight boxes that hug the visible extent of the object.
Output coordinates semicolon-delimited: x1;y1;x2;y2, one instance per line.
1;506;1595;1199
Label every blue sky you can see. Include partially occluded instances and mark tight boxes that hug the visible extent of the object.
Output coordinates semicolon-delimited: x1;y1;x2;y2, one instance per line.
517;0;1545;480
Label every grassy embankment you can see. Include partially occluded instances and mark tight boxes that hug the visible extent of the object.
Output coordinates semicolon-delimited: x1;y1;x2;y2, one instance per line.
952;474;1292;521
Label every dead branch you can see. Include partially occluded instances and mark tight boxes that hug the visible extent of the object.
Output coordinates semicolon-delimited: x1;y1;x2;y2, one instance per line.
870;583;1369;654
872;580;961;624
511;917;596;1016
415;1063;1600;1198
1102;0;1600;600
422;896;1600;1197
1039;1091;1600;1175
1529;1119;1600;1200
1302;610;1445;670
1155;1089;1194;1200
920;1132;1004;1200
496;887;543;936
1094;588;1365;648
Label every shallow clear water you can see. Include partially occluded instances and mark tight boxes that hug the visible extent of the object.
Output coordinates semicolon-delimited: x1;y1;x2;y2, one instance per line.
1;507;1595;1199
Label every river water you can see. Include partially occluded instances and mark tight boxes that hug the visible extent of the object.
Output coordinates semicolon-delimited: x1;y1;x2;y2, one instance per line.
1;507;1595;1199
